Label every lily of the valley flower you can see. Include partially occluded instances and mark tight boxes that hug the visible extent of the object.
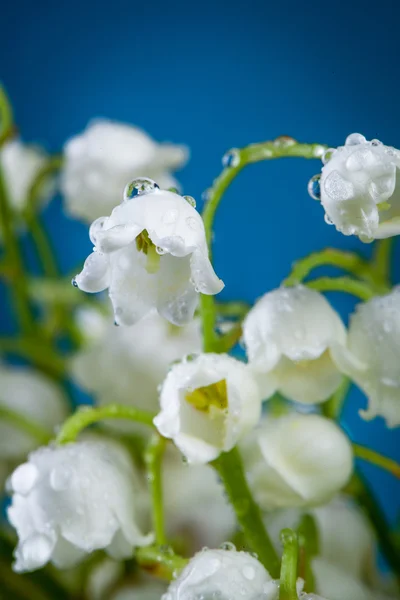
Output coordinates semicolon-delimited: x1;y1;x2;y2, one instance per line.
312;557;386;600
74;182;224;326
162;548;279;600
242;286;346;404
317;133;400;241
7;441;152;572
331;288;400;427
0;367;68;459
154;353;262;464
70;310;201;430
264;496;375;581
241;413;353;509
62;120;188;222
0;139;50;212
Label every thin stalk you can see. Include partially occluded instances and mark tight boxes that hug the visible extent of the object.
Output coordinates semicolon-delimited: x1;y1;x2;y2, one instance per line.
200;137;326;350
373;238;393;285
322;377;351;420
212;447;280;577
305;276;376;301
0;337;66;379
56;404;156;444
145;434;167;545
279;529;299;600
135;545;187;580
354;444;400;479
0;406;52;445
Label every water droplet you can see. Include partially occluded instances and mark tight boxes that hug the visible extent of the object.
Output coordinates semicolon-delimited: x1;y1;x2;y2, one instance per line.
307;174;321;200
163;209;179;224
184;195;196;208
242;565;256;580
219;541;236;551
274;135;296;147
124;178;159;200
222;149;240;168
321;148;335;164
324;213;334;225
50;466;72;491
371;139;382;147
186;216;198;230
168;187;179;194
345;133;367;146
11;463;38;495
71;277;78;288
114;320;120;327
156;246;166;255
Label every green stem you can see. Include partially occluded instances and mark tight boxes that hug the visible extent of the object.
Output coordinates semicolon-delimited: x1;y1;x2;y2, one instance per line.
373;238;393;285
145;434;167;545
215;300;250;319
322;377;351;420
217;323;242;353
305;276;376;300
200;137;326;351
351;473;400;584
135;545;187;580
353;444;400;479
297;514;318;594
284;248;376;287
0;163;34;334
0;85;14;144
56;404;156;444
279;529;299;600
0;406;52;445
212;447;280;577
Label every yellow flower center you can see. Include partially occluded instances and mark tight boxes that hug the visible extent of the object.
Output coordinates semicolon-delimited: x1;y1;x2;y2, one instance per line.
185;379;228;413
135;229;160;274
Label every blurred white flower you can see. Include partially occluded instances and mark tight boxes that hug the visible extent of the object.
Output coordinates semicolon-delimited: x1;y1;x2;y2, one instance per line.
0;139;50;212
241;413;353;510
111;580;167;600
242;286;346;404
62;120;188;222
264;496;374;581
86;557;123;600
74;184;223;326
312;557;377;600
0;367;68;459
332;288;400;427
71;310;201;430
163;445;235;550
7;440;152;572
154;353;262;464
162;548;279;600
318;133;400;241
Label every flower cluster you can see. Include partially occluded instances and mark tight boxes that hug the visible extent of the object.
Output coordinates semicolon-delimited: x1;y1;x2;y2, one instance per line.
1;104;399;600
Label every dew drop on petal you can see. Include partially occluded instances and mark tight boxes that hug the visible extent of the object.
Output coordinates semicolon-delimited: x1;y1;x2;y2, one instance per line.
50;466;73;491
163;209;179;224
324;213;334;225
371;139;382;147
242;565;256;580
183;195;197;208
156;246;166;255
89;216;107;245
186;216;198;230
321;148;335;164
345;133;367;146
219;541;236;551
168;187;179;194
11;463;39;495
222;149;240;168
307;174;321;200
124;178;159;200
71;277;78;288
274;135;297;147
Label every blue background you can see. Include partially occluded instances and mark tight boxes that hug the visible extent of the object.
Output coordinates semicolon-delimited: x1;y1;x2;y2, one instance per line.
1;0;399;522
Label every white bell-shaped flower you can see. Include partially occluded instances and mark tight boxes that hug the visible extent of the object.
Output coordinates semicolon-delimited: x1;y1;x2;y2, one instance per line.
312;557;377;600
162;548;279;600
317;133;400;241
163;446;235;550
62;120;188;222
241;413;353;509
74;184;223;326
70;310;201;429
0;139;50;212
264;496;374;581
154;353;262;464
331;288;400;427
7;440;152;572
242;286;346;404
0;367;68;459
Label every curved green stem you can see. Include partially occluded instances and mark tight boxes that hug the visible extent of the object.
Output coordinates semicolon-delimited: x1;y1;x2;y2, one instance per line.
305;276;376;300
135;545;187;580
0;406;52;445
56;404;156;444
200;137;326;350
0;86;14;144
322;377;351;420
354;444;400;479
212;447;280;577
373;238;393;285
284;248;377;288
145;434;167;545
279;529;299;600
0;337;66;379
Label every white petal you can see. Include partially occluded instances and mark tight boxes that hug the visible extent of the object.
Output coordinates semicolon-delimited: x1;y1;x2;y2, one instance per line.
96;223;143;253
190;249;225;295
75;252;111;293
156;254;199;326
312;557;375;600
